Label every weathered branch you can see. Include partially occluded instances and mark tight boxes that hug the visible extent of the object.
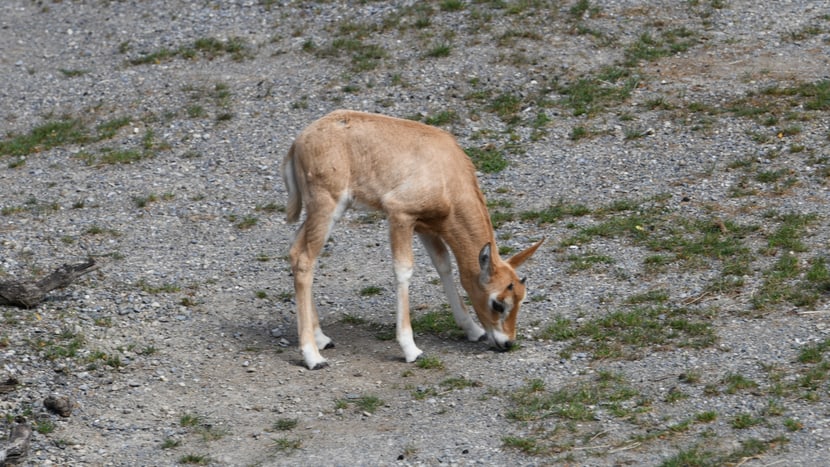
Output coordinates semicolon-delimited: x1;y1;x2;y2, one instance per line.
0;377;19;395
0;417;32;466
0;259;99;308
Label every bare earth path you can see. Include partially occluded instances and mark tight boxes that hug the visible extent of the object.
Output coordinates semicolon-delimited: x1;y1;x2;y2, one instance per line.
1;1;830;466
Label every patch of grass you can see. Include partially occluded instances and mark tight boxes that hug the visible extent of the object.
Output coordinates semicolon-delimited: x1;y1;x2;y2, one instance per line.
695;410;718;423
358;285;383;297
424;110;458;126
520;201;590;225
566;251;615;272
132;193;159;208
96;147;147;165
725;79;830;126
32;330;86;361
660;445;717;467
753;250;827;311
416;355;445;370
505;373;641;455
624;127;649;140
798;337;830;364
315;32;387;72
138;280;181;294
490;210;515;229
1;197;60;217
129;36;252;65
179;454;211;465
177;412;228;442
425;42;452;58
465;145;508;173
497;29;543;47
623;28;698;67
784;418;803;431
341;313;366;325
440;0;464;12
234;215;258;230
161;438;181;449
569;125;592;140
273;437;302;452
355;395;383;413
568;0;601;20
626;289;670;304
502;436;541;455
0;118;87;157
765;212;817;253
272;418;298;431
440;376;482;390
556;67;639;116
95;116;132;140
192;36;251;61
731;412;762;429
186;105;205;118
83;224;120;237
411;307;463;338
538;305;716;360
35;419;56;434
723;373;758;394
665;388;689;403
180;413;202;427
487;93;523;123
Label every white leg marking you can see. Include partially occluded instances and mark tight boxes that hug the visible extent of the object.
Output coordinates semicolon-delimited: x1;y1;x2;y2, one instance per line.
314;327;332;350
490;328;511;349
302;342;327;369
398;327;422;363
395;262;423;362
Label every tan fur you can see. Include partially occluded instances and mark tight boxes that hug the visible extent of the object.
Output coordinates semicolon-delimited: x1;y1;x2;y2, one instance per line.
283;110;544;369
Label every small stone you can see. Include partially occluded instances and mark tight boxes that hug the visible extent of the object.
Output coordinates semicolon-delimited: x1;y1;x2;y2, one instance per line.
44;395;73;417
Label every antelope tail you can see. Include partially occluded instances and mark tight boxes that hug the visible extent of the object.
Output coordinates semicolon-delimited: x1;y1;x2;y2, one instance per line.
283;143;302;223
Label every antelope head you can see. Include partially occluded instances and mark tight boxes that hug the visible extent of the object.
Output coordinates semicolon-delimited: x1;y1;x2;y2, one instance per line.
472;238;545;350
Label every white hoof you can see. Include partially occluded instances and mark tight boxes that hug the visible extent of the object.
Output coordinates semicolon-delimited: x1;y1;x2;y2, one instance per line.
404;347;424;363
466;325;486;342
302;343;328;370
314;328;333;350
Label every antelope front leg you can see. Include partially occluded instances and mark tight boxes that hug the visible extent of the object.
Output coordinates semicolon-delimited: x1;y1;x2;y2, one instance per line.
390;220;423;363
418;233;486;342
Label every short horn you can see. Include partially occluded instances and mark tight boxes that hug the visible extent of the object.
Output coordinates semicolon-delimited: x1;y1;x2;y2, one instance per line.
507;237;545;269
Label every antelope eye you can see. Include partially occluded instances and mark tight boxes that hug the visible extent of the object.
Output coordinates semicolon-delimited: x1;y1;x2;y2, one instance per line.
507;283;514;291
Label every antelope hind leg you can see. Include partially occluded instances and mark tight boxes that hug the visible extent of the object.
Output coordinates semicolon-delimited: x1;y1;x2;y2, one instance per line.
289;219;333;370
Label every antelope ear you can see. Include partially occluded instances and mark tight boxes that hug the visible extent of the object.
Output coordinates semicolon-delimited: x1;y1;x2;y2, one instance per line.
507;237;545;269
478;242;494;284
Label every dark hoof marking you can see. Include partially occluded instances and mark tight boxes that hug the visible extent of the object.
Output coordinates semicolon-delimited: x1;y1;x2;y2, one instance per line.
311;361;330;370
491;342;514;353
324;341;335;350
477;334;488;342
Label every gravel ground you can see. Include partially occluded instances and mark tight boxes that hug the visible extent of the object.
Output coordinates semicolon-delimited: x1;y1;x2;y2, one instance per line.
1;1;829;466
